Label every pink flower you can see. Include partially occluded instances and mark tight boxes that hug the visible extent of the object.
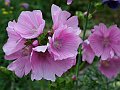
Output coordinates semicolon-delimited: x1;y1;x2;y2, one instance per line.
3;21;31;78
51;4;80;34
31;46;76;81
49;5;82;60
89;23;120;60
67;0;73;5
3;21;26;55
6;44;76;81
6;46;32;78
48;26;82;60
14;10;45;39
99;57;120;79
82;40;95;64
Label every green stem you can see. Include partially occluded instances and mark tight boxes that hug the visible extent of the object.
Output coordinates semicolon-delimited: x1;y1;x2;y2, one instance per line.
75;45;82;78
11;74;15;90
75;2;92;89
106;78;109;90
83;2;92;40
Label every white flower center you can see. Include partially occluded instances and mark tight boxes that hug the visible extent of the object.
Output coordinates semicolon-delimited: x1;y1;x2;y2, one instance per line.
103;38;110;47
53;40;62;49
22;47;30;56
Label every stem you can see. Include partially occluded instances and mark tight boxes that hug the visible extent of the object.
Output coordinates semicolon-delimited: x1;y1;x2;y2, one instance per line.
82;2;92;40
75;2;92;89
75;46;82;77
11;74;15;90
106;78;109;90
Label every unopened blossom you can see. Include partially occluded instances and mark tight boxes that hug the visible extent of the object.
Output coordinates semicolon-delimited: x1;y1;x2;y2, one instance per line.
15;10;45;39
21;3;29;9
89;23;120;60
67;0;73;5
5;0;10;6
51;4;81;35
48;26;82;60
102;0;120;9
3;21;26;55
72;75;76;81
31;46;76;81
82;40;95;64
32;40;39;46
99;57;120;79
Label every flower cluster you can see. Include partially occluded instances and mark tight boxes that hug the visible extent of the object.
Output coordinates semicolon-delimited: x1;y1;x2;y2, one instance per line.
3;4;82;81
82;23;120;79
3;1;120;82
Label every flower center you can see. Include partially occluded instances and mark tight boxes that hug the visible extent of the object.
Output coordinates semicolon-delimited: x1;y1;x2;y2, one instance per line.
53;40;62;49
22;46;30;56
101;60;110;67
103;38;110;47
31;28;37;34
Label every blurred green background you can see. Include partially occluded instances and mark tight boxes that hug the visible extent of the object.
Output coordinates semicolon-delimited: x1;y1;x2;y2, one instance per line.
0;0;120;90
